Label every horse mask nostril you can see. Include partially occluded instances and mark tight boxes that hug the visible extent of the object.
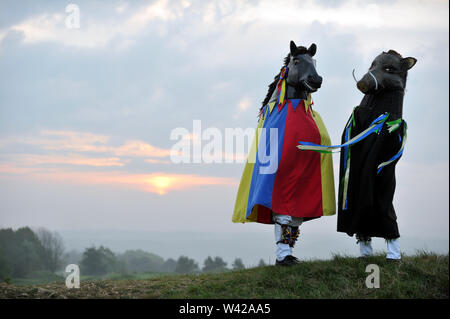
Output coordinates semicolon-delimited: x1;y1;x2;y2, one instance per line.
307;75;323;87
316;76;323;85
357;81;368;93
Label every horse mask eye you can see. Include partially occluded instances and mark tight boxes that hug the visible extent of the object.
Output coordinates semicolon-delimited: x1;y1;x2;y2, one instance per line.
289;41;318;69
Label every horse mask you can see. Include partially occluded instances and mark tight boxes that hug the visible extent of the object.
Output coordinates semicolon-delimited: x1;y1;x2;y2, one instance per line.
286;41;322;93
356;51;417;94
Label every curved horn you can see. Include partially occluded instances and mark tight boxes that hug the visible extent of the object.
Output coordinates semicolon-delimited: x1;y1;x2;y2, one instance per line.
352;69;359;83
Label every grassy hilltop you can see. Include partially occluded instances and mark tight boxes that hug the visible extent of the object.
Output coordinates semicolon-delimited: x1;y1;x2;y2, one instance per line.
0;253;448;299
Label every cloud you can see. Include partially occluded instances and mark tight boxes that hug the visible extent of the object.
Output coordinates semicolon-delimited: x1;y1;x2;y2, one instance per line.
0;164;237;195
0;0;447;239
233;97;253;119
1;0;191;49
0;126;253;170
238;97;252;112
113;140;171;158
70;171;237;196
13;154;126;167
0;163;44;175
1;130;172;159
36;130;111;152
0;127;242;194
7;13;112;49
1;0;447;71
230;0;448;30
0;125;240;195
145;158;171;164
169;0;448;70
125;0;189;29
138;172;237;195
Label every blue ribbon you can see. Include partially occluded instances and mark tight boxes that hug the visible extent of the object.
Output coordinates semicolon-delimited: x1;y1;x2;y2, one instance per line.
298;113;389;151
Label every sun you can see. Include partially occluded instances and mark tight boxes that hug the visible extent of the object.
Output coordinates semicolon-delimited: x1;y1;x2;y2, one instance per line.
147;175;172;195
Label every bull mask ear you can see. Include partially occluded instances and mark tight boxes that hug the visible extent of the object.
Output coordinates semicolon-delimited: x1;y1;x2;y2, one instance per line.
308;43;317;57
401;57;417;70
290;40;298;56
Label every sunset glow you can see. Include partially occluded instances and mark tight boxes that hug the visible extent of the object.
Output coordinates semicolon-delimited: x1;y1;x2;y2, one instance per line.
147;175;172;195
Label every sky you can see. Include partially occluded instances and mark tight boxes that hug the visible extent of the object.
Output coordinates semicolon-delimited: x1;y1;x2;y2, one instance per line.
0;0;448;266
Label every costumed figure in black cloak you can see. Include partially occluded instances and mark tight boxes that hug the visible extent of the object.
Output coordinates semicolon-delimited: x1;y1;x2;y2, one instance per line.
298;50;417;260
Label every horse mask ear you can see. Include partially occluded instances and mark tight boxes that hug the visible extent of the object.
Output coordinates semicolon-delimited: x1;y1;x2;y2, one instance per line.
290;40;298;56
401;57;417;70
308;43;317;57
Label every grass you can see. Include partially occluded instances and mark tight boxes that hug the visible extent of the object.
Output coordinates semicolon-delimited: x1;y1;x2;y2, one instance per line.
0;252;447;299
9;271;65;286
8;271;164;286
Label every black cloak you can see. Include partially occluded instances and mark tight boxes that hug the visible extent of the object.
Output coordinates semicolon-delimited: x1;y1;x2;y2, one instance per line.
337;90;406;239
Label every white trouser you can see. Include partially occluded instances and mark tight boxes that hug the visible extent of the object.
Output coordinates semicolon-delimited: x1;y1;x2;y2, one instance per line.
386;238;401;259
358;238;401;259
359;240;373;257
273;214;303;261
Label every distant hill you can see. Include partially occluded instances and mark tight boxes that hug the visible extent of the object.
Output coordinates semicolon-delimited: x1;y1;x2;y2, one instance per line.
0;253;447;299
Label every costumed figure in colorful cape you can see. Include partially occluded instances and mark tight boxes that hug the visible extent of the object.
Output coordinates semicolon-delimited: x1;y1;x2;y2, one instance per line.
298;50;417;261
233;41;336;266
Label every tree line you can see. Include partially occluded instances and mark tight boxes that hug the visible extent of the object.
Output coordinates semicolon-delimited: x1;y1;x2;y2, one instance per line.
0;227;266;281
0;227;64;280
76;247;255;275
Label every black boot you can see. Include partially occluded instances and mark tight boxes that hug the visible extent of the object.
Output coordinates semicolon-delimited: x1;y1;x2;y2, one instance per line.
275;255;301;266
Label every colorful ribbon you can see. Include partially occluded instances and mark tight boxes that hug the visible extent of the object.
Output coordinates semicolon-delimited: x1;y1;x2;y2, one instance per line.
297;111;407;210
341;111;355;210
297;113;389;153
277;67;288;112
377;121;407;174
